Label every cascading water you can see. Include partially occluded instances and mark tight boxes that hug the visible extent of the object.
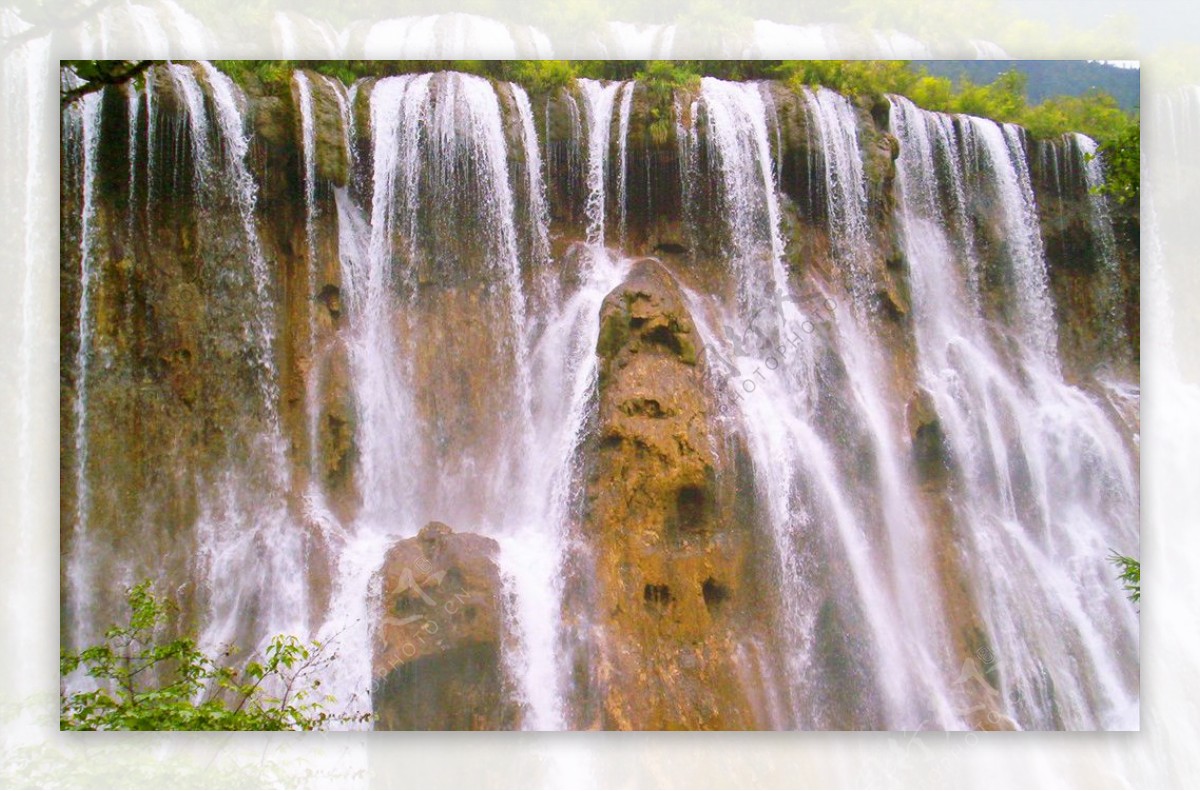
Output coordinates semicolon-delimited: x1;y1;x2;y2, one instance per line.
124;81;141;236
929;110;984;304
890;96;1139;729
64;86;103;652
689;78;959;729
578;78;626;246
510;82;552;270
60;63;1139;733
693;78;789;325
329;71;631;730
615;80;635;248
1073;132;1127;348
801;86;873;302
294;71;323;486
197;61;284;428
160;63;314;660
969;116;1060;365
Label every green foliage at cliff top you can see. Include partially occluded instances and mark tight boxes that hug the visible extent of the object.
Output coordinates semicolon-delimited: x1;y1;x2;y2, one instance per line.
60;580;368;730
207;59;1136;144
66;58;1136;161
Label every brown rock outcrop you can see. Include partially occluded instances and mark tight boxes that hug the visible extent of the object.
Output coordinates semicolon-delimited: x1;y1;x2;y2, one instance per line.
575;258;771;730
372;521;517;730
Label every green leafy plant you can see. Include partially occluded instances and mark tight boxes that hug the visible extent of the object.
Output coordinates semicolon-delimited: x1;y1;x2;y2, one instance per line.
1094;121;1140;206
1109;550;1141;605
60;581;367;730
503;60;579;95
634;61;701;146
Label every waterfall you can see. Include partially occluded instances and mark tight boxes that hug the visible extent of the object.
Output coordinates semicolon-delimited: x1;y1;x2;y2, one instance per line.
891;96;1139;729
346;71;595;729
292;70;354;512
807;91;962;723
125;81;141;236
689;77;961;729
968;117;1059;366
160;64;314;660
65;87;104;651
197;61;285;437
311;186;381;725
1072;132;1127;348
578;78;625;246
295;71;323;486
930;112;983;304
359;71;534;517
510;82;551;269
801;87;873;304
615;81;635;248
58;62;1140;734
695;78;789;327
166;63;213;185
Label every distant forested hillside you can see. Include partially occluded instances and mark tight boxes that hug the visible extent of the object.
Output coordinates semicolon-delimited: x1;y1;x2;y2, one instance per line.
913;60;1139;111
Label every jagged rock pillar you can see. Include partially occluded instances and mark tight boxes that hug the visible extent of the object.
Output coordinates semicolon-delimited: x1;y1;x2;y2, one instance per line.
574;258;773;730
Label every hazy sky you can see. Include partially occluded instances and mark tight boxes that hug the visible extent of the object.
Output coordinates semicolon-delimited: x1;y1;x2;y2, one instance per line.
1004;0;1199;48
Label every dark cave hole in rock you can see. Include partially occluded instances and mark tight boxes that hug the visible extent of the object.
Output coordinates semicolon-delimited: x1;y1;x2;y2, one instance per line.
701;577;729;613
318;284;342;319
644;583;672;613
675;484;708;534
645;324;684;356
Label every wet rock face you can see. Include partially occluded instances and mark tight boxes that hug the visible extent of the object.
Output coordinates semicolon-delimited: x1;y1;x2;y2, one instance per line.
291;70;350;187
59;66;315;637
578;258;770;730
907;387;951;486
373;521;517;730
1027;138;1139;377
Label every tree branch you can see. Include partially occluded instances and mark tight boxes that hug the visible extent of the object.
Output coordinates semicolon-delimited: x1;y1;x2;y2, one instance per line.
61;59;154;107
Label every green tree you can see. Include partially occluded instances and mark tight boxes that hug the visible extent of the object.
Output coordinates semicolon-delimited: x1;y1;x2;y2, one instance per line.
60;581;367;730
1095;120;1140;206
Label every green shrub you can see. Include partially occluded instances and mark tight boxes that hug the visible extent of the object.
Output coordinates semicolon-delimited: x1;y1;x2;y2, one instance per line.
1095;120;1139;205
503;60;579;95
60;581;367;731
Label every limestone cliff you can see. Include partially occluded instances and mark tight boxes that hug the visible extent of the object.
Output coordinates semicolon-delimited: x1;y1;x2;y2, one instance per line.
60;64;1139;731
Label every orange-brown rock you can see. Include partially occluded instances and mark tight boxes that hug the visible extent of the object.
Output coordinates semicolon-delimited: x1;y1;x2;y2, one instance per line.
372;521;517;730
576;258;771;730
